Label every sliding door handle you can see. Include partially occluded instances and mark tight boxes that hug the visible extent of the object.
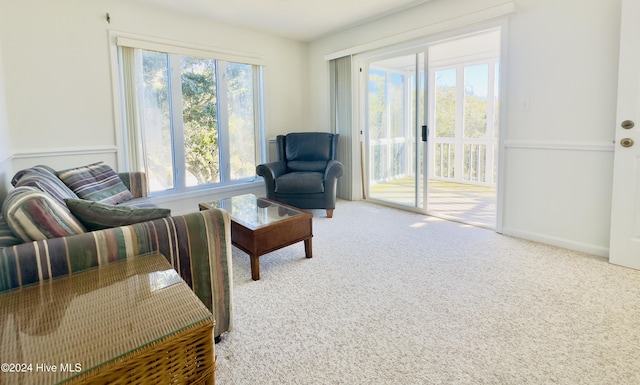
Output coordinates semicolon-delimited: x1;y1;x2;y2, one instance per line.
421;125;428;142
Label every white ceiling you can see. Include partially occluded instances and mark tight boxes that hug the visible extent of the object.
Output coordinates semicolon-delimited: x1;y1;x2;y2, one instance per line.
127;0;434;42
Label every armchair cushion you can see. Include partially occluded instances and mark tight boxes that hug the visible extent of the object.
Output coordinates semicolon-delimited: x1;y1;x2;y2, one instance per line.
285;132;333;161
275;172;325;194
56;161;133;205
2;186;86;242
65;199;171;230
287;160;328;173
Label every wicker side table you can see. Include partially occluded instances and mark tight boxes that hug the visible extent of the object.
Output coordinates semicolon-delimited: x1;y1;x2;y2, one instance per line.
0;254;215;385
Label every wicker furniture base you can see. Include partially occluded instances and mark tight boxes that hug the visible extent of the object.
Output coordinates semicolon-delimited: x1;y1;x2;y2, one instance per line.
0;254;215;385
66;320;214;385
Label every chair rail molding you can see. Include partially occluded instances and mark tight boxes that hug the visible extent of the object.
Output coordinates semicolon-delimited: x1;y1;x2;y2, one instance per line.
503;140;615;152
12;145;118;159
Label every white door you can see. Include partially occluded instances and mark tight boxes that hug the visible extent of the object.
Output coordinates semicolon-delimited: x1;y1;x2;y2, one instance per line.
609;0;640;269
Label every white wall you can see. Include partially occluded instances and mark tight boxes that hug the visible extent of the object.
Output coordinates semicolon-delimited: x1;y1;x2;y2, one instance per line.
308;0;621;256
0;0;307;211
0;41;11;202
501;0;619;256
0;42;9;161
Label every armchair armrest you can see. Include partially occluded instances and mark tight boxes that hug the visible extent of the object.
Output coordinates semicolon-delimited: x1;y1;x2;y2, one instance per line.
256;161;287;199
322;160;345;211
0;209;233;338
118;172;148;198
325;160;344;181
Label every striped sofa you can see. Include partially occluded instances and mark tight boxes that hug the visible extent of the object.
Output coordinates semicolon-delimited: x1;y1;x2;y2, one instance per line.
0;164;233;340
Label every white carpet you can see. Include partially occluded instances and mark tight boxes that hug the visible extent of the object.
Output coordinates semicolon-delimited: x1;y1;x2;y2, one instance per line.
214;200;640;384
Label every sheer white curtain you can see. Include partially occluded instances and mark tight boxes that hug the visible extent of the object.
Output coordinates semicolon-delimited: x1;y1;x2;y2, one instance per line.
120;46;146;172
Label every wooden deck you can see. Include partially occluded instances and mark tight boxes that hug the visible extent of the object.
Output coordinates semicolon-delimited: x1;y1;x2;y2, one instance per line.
368;178;496;229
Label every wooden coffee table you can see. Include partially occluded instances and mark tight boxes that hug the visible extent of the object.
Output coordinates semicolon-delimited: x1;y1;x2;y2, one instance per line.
200;194;313;280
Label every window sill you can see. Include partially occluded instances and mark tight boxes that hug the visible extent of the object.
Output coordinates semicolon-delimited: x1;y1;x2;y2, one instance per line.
148;180;265;215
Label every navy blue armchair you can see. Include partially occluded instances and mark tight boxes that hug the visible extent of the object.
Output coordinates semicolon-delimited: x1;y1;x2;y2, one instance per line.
256;132;344;218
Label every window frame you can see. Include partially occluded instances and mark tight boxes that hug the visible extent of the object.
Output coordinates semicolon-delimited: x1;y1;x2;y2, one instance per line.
110;33;267;197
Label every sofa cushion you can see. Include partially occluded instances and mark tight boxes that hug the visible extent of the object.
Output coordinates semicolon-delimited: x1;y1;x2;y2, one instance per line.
12;165;79;206
2;186;86;242
57;162;133;205
275;172;325;194
0;215;21;247
65;199;171;230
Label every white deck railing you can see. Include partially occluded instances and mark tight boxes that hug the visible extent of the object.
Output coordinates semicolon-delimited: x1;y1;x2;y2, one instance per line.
432;137;497;186
370;137;497;187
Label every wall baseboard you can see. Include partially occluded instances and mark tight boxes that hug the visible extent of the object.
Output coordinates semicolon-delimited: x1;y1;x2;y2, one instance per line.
501;226;609;258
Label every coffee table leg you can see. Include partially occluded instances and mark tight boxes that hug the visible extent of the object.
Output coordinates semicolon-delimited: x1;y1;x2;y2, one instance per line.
304;237;312;259
250;255;260;281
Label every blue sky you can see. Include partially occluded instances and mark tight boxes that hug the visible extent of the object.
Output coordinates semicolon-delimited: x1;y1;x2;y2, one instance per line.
436;64;489;98
371;62;499;99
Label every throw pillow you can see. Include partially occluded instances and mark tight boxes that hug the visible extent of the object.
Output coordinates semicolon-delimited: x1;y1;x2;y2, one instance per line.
11;165;57;186
57;162;133;205
65;199;171;230
2;187;86;242
116;197;160;209
12;165;79;206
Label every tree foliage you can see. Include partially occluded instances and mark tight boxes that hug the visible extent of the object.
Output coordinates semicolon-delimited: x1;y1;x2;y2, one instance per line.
141;52;256;189
435;85;489;138
435;85;456;138
181;57;219;185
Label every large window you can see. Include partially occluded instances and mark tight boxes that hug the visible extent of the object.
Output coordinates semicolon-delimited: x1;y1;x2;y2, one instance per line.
118;43;264;195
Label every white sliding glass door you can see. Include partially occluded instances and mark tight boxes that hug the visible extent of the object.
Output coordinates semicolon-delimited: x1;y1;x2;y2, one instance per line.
362;28;501;228
366;52;426;210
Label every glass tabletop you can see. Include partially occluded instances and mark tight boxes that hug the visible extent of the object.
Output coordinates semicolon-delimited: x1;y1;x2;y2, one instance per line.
200;194;306;230
0;254;212;384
